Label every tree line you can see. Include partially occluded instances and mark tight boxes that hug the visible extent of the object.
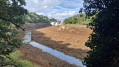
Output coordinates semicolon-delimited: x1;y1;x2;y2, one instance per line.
26;12;57;23
63;13;92;25
0;0;28;66
83;0;119;67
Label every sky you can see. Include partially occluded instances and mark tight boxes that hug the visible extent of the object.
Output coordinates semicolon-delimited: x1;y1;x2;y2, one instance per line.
24;0;84;21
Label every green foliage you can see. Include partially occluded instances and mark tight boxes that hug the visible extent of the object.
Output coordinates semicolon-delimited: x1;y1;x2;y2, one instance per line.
50;18;57;22
26;12;57;23
3;51;33;67
16;60;33;67
0;0;27;66
83;0;119;67
63;13;91;25
26;12;49;23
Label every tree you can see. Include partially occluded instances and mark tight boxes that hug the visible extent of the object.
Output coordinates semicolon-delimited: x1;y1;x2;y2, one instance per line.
50;18;57;22
26;12;50;23
63;13;91;24
0;0;27;66
83;0;119;67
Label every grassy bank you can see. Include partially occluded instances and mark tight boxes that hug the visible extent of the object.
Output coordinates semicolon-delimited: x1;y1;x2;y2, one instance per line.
2;50;35;67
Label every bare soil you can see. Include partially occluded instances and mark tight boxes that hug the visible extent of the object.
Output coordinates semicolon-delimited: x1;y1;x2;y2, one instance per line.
32;25;92;60
22;23;51;30
20;45;77;67
18;23;78;67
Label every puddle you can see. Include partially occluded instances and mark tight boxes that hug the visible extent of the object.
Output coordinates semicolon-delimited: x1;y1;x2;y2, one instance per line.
23;31;86;67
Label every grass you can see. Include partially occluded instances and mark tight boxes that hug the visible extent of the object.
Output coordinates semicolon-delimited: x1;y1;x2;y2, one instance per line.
2;50;34;67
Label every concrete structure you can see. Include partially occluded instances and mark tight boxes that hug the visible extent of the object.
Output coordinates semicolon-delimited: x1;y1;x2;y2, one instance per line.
50;21;62;26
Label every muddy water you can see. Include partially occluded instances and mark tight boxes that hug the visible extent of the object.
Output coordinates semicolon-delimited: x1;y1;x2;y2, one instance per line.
23;31;86;67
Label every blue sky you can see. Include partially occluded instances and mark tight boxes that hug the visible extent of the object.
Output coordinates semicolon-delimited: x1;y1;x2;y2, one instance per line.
24;0;84;21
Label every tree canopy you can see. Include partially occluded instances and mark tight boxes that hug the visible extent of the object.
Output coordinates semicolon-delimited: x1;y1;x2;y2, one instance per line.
26;12;57;23
63;13;91;25
0;0;27;66
83;0;119;67
50;18;57;22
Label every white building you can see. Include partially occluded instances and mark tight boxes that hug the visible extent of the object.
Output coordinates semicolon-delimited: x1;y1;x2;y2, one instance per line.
50;21;62;26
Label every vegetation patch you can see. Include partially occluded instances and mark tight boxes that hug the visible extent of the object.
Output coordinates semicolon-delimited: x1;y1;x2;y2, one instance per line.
26;12;57;23
63;13;92;25
2;50;34;67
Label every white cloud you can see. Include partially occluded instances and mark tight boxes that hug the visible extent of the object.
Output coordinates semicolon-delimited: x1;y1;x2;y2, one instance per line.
63;1;83;8
24;0;83;21
36;13;44;15
24;0;62;12
44;8;79;20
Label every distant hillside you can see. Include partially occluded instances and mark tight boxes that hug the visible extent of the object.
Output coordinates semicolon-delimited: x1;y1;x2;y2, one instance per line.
26;12;57;23
63;13;92;25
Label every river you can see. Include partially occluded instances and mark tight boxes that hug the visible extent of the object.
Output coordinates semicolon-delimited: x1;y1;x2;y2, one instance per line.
23;31;86;67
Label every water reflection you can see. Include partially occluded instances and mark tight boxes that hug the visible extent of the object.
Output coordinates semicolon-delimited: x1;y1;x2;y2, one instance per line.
23;31;31;43
24;31;86;67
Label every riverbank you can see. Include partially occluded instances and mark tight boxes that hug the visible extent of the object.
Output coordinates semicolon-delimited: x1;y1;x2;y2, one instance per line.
20;44;77;67
32;25;92;60
17;24;92;66
18;23;79;67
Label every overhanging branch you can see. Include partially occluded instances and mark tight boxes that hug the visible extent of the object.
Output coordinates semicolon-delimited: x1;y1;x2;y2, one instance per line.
0;16;25;31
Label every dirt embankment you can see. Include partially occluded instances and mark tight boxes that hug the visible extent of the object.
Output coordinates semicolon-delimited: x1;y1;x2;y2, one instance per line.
18;24;92;67
17;23;51;39
20;45;77;67
18;23;78;67
22;23;51;30
32;25;92;60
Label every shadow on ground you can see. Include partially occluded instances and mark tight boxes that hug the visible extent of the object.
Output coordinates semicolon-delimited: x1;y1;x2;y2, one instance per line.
31;30;89;60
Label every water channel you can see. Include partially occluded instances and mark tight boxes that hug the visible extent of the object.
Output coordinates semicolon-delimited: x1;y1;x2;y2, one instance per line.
23;31;86;67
